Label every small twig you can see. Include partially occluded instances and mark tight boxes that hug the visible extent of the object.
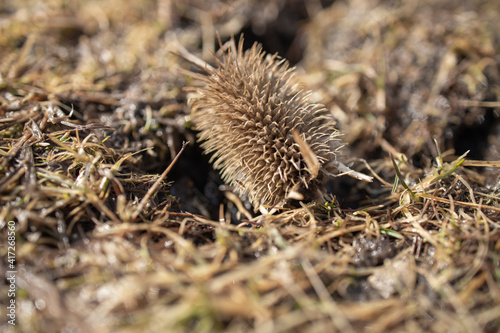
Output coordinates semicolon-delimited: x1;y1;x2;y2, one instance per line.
172;40;214;71
130;142;188;221
361;159;392;187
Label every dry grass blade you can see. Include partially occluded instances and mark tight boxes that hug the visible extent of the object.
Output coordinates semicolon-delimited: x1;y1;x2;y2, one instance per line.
462;160;500;167
292;129;320;179
130;141;188;221
391;154;415;197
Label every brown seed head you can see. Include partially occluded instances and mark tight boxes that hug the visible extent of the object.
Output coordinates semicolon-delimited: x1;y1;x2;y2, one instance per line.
188;37;342;209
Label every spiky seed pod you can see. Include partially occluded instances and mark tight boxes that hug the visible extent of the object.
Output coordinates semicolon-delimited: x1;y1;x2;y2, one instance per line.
188;37;343;210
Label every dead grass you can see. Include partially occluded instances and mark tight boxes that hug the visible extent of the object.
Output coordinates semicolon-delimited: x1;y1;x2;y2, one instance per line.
0;0;499;332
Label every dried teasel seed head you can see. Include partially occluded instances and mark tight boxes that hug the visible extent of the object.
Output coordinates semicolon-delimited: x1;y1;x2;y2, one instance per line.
187;37;350;210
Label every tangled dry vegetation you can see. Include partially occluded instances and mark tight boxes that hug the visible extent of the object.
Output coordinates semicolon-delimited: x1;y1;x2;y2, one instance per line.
0;0;499;332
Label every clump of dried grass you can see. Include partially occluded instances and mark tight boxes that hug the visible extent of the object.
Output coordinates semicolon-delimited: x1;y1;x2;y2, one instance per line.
0;0;499;333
